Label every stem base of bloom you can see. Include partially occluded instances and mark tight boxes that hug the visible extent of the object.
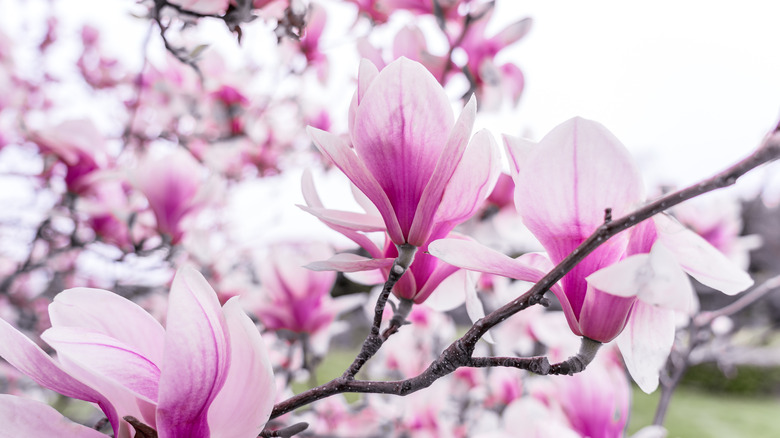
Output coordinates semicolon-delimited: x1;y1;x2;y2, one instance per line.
550;337;602;375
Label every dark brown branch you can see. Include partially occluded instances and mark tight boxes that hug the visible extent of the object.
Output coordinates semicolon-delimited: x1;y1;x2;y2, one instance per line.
259;422;309;437
341;244;417;379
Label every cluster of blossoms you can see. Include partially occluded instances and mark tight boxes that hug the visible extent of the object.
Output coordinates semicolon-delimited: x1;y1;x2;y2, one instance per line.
0;0;773;437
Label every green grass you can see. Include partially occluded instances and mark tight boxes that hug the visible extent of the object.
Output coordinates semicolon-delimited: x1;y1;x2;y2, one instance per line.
629;386;780;438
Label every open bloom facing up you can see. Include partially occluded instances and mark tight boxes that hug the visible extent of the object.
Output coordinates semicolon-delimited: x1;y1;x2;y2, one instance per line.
430;117;753;391
0;267;275;438
308;57;494;248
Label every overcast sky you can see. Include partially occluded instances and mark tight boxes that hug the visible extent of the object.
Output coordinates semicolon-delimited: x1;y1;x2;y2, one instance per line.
489;0;780;190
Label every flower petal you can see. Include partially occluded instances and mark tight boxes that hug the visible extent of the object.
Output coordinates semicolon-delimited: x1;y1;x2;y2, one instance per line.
0;317;120;433
207;298;275;437
0;394;108;438
300;170;383;258
617;301;676;393
297;205;386;232
654;214;753;295
42;327;161;402
306;253;394;272
514;117;645;262
429;238;548;284
307;126;403;243
407;94;476;245
434;129;501;228
586;242;693;313
48;287;165;366
156;267;229;438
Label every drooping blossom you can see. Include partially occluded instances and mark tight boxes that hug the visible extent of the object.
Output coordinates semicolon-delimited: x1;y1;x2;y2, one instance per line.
131;148;218;244
249;242;344;335
31;119;108;195
0;267;275;438
307;57;498;248
452;6;530;109
357;25;448;82
430;117;753;391
531;345;630;438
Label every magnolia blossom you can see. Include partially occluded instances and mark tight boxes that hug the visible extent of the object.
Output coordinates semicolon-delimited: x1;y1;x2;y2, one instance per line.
308;57;498;248
454;7;530;109
132;149;218;244
0;267;275;438
32;119;108;194
430;117;753;391
250;242;342;335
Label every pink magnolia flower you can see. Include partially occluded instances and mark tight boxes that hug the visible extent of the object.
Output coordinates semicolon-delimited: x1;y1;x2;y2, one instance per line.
0;267;275;438
32;119;108;194
250;242;340;335
301;127;498;307
308;57;494;248
357;25;449;83
132;149;217;244
453;8;530;108
533;346;630;438
430;117;753;391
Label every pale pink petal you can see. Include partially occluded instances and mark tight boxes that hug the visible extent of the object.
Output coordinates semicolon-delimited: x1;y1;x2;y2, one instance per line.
493;17;532;46
502;398;582;438
654;214;753;295
429;238;572;317
0;317;119;432
499;63;525;104
434;129;501;227
207;299;275;437
407;94;476;245
300;168;324;208
156;267;229;438
586;242;693;313
422;269;468;312
49;287;165;366
307;126;403;243
0;395;108;438
631;425;669;438
344;269;386;285
353;57;455;244
297;205;386;232
514;117;645;262
392;25;427;61
503;134;535;178
306;253;394;272
429;238;549;285
617;301;676;393
42;327;161;402
300;170;383;258
357;58;379;106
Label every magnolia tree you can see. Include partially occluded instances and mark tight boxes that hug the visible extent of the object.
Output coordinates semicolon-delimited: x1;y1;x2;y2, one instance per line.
0;0;778;437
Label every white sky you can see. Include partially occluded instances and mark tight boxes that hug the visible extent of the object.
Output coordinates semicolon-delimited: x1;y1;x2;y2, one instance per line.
488;0;780;190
